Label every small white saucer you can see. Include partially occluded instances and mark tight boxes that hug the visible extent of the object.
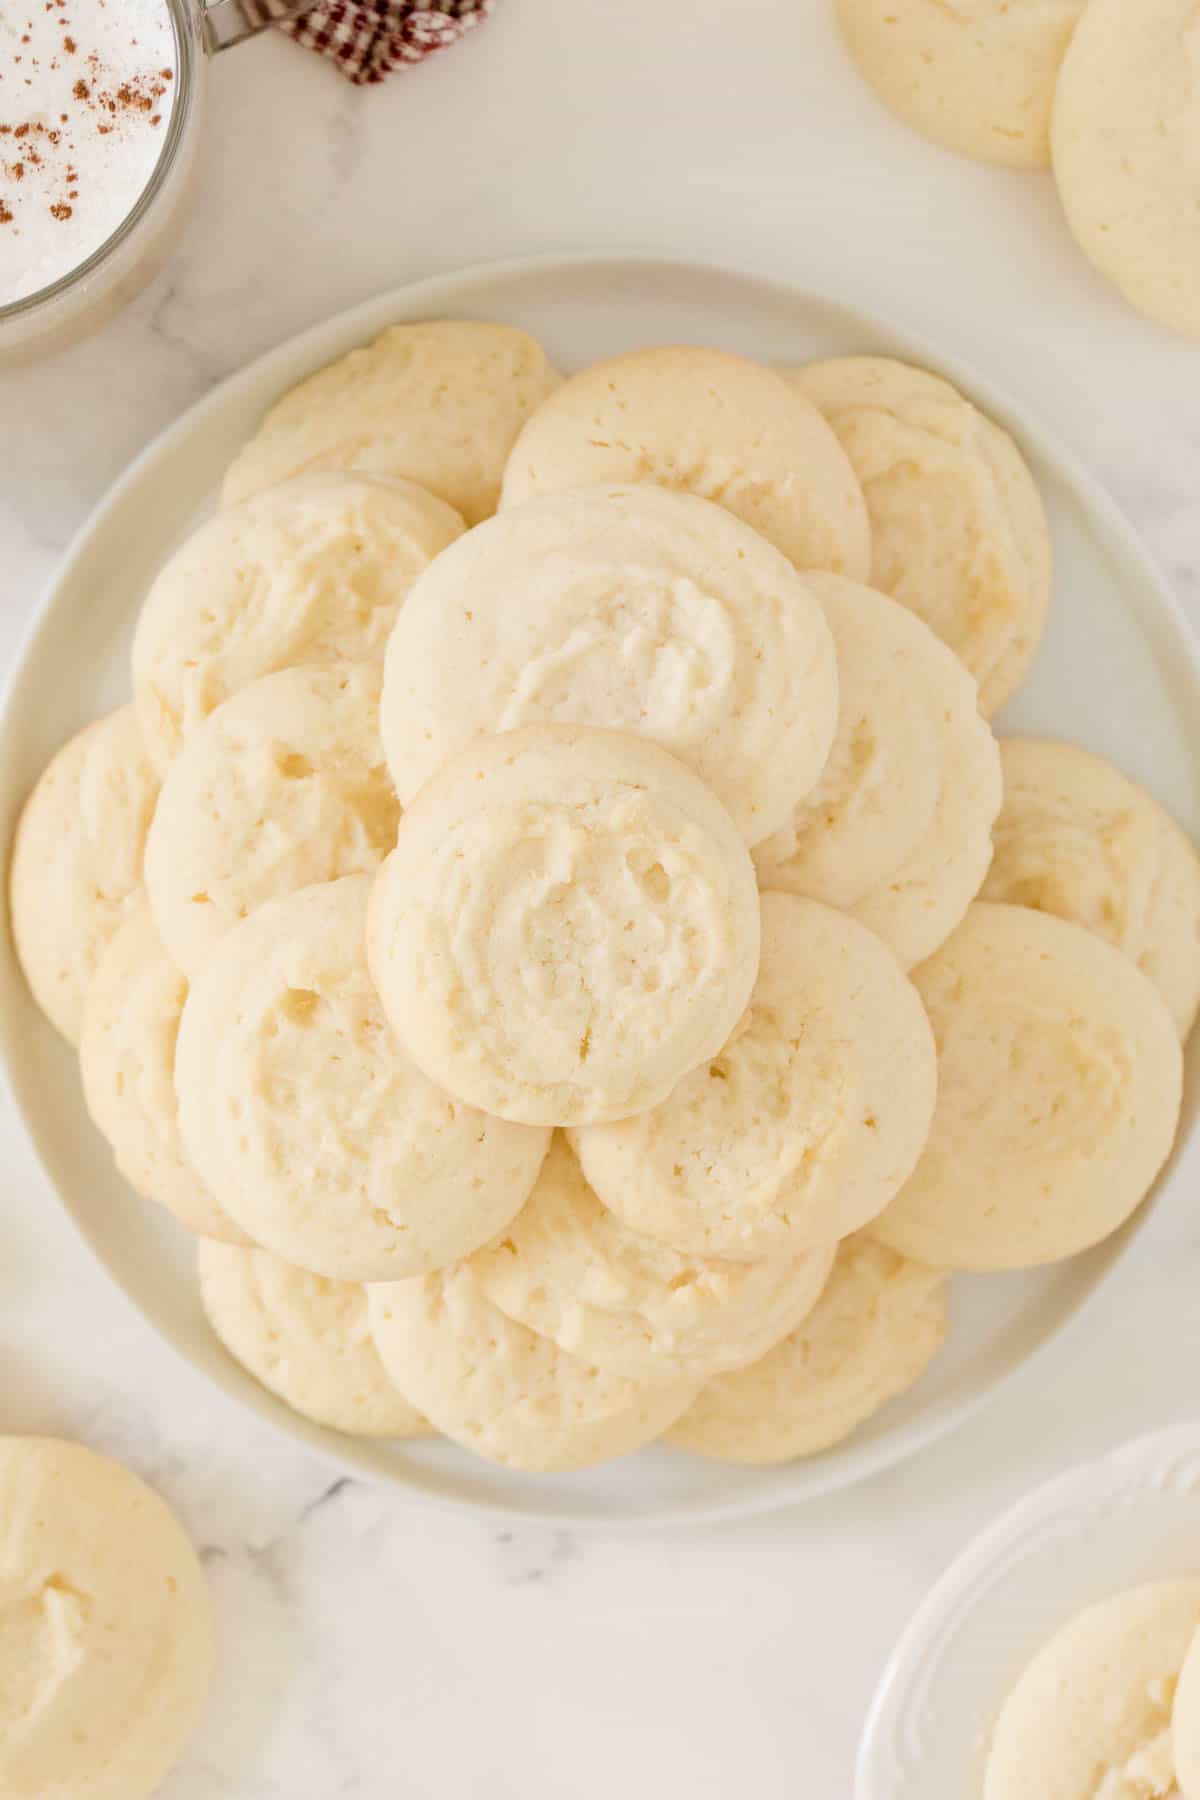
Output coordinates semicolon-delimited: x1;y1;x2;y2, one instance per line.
856;1425;1200;1799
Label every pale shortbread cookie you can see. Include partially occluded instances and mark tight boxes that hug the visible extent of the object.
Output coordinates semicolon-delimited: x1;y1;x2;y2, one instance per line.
470;1135;836;1385
175;876;550;1280
982;740;1200;1043
754;573;1002;968
380;484;838;846
500;345;872;579
80;910;251;1245
1173;1627;1200;1799
132;472;463;771
1052;0;1200;338
368;1264;697;1472
221;320;561;522
145;662;399;975
984;1581;1200;1800
10;706;159;1045
197;1240;428;1438
571;892;937;1259
787;356;1052;716
0;1437;211;1800
838;0;1084;169
367;726;761;1127
667;1237;947;1463
873;902;1183;1272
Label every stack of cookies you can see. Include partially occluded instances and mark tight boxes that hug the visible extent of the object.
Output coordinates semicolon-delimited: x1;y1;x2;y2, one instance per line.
11;321;1198;1476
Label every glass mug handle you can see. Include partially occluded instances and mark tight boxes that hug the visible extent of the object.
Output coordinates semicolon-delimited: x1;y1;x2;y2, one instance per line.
202;0;314;53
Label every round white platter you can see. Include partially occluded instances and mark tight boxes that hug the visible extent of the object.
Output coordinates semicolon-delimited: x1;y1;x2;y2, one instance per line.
1;253;1196;1525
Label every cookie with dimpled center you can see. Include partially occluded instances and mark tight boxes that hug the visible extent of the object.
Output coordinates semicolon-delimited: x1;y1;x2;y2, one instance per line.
787;355;1051;716
10;705;159;1046
175;875;550;1281
145;661;400;976
380;482;839;847
0;1437;211;1800
753;571;1001;969
571;891;937;1259
366;725;762;1127
132;472;462;772
873;902;1183;1271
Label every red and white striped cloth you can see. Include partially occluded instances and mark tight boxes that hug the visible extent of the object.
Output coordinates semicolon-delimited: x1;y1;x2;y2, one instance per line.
276;0;495;86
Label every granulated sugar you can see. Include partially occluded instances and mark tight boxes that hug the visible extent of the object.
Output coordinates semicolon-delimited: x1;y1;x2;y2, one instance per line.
0;0;178;306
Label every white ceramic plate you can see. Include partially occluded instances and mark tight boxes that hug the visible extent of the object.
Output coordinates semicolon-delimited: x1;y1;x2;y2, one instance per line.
1;254;1197;1526
856;1424;1200;1798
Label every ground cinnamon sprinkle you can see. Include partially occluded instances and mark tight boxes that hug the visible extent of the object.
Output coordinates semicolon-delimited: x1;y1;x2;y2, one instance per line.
0;5;173;242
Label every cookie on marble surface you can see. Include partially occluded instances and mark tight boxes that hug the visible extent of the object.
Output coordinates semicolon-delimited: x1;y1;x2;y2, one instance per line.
380;483;838;846
10;705;159;1045
500;344;871;579
1052;0;1200;338
1172;1625;1200;1800
982;738;1200;1042
132;472;462;771
787;356;1051;715
837;0;1085;169
873;902;1183;1271
753;572;1001;968
197;1240;428;1438
368;1264;697;1473
175;875;550;1281
80;909;250;1245
221;320;561;522
0;1437;210;1800
571;892;937;1260
984;1580;1200;1800
367;725;761;1127
471;1135;836;1385
667;1237;947;1463
145;662;399;975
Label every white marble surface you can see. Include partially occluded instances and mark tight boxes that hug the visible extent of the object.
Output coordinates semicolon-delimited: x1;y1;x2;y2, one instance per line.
1;4;1199;1795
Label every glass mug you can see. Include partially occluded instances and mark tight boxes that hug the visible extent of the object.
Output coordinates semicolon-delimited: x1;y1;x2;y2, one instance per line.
0;0;311;363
